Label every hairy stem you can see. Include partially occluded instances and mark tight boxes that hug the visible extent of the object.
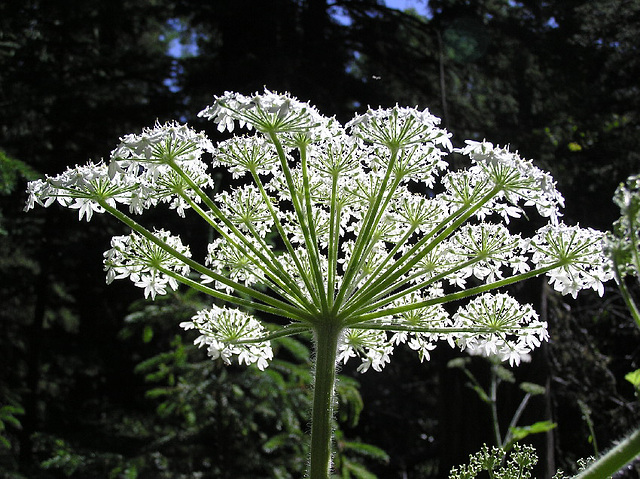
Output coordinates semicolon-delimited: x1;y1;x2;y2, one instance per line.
308;321;342;479
573;427;640;479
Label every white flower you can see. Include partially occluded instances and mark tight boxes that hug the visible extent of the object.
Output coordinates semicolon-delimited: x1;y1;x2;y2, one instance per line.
347;105;452;151
134;273;168;299
183;305;273;370
530;224;613;298
205;237;266;292
198;89;330;135
23;161;137;219
338;329;393;372
103;229;190;296
69;197;105;222
453;293;548;367
457;140;565;223
215;135;279;178
216;184;274;236
111;120;215;165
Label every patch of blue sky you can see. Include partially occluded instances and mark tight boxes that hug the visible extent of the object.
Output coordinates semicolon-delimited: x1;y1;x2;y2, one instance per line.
331;0;430;25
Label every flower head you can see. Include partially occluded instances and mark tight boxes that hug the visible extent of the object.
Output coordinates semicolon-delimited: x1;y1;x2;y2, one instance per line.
453;293;548;366
103;229;191;298
531;224;612;298
198;89;332;136
338;329;393;373
347;105;452;151
181;305;273;370
25;90;612;373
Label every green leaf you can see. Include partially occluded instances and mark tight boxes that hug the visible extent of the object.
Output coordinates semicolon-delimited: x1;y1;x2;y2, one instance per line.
144;387;172;399
341;440;390;463
519;382;546;396
508;420;557;443
469;384;491;403
0;149;39;195
133;351;175;374
274;335;310;362
447;357;471;369
263;432;292;453
625;369;640;387
340;458;378;479
144;366;171;383
494;365;515;383
0;405;25;418
568;141;582;152
337;379;364;427
142;325;154;343
1;415;22;429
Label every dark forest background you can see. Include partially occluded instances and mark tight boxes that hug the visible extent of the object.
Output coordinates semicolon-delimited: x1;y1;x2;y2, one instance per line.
2;0;640;477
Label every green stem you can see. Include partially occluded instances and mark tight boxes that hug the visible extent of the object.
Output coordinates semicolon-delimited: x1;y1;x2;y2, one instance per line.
346;222;419;304
489;363;502;447
235;324;312;344
327;173;341;309
333;147;400;312
249;169;320;311
180;191;306;308
101;201;311;321
300;145;323;278
341;257;480;320
348;323;541;335
308;321;342;479
626;210;640;281
168;159;306;303
572;427;640;479
345;262;562;325
503;393;531;448
613;259;640;329
268;132;329;313
578;399;599;458
343;185;500;316
158;266;311;323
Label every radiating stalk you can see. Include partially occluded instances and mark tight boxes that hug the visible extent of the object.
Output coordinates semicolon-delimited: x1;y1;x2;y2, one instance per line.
268;132;329;314
100;201;310;320
333;147;399;311
345;262;562;324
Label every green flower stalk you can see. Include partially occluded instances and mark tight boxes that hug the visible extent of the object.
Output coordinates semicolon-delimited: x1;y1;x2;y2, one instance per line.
607;174;640;328
25;90;612;478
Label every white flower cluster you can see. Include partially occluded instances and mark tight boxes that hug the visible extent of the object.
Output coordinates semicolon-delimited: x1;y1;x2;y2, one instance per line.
347;105;453;150
104;230;191;299
607;174;640;279
25;88;613;372
531;224;612;298
341;297;453;371
25;121;215;220
453;293;548;366
25;161;134;221
198;89;332;137
338;329;393;373
180;305;273;370
458;140;565;223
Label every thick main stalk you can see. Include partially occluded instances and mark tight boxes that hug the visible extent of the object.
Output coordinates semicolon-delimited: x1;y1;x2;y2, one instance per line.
308;321;342;479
